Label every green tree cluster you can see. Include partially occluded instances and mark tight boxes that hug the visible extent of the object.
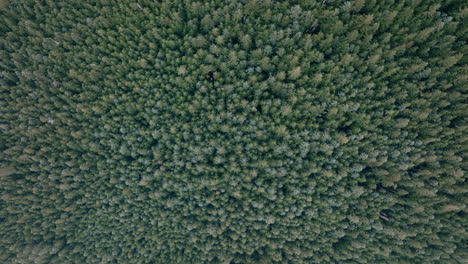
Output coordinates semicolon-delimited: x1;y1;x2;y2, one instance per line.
0;0;466;263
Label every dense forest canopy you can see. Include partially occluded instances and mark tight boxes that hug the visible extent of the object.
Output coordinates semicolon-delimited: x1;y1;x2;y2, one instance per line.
0;0;466;263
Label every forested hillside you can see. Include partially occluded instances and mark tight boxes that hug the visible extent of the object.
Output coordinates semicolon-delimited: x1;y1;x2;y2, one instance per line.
0;0;466;263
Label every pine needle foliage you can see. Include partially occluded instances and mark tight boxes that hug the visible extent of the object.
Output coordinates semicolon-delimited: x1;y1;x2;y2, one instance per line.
0;0;466;263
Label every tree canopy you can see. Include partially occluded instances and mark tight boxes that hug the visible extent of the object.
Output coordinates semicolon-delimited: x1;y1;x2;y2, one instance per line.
0;0;466;263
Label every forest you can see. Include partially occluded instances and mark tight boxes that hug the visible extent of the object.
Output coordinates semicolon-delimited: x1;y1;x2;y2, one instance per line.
0;0;466;263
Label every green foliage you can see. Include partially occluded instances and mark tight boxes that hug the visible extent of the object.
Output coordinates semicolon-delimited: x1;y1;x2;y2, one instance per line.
0;0;466;263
